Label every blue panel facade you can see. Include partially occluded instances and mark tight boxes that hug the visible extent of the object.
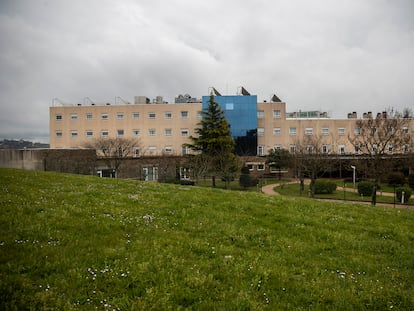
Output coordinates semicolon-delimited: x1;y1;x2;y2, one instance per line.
202;95;258;155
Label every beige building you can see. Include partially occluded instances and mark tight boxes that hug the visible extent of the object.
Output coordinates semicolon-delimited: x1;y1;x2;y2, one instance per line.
50;96;413;158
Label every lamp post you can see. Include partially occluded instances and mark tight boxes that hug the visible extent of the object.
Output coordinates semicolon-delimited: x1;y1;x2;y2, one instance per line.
351;165;356;191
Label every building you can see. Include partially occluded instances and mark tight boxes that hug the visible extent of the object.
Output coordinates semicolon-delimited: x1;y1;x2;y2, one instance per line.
50;90;413;158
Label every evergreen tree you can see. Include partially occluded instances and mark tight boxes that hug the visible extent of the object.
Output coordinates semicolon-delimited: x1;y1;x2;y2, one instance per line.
266;148;293;180
186;95;237;187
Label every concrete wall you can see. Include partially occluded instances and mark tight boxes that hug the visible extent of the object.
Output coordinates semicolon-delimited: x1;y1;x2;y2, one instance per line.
0;149;47;170
0;149;97;175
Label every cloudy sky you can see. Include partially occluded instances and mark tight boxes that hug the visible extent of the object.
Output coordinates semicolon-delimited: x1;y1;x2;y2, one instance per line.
1;0;413;142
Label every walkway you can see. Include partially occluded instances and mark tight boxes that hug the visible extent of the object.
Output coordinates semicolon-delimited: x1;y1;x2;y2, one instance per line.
260;181;413;209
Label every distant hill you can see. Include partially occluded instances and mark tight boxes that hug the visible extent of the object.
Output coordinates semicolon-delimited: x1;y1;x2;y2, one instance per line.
0;139;49;149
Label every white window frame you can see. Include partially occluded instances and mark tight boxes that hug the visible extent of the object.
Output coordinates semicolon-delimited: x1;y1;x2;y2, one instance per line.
86;130;93;138
273;128;281;136
55;114;63;121
164;128;172;136
148;129;156;136
338;145;345;155
148;112;156;120
257;110;264;119
181;129;189;136
181;111;189;119
257;128;264;136
273;110;281;118
55;130;63;137
164;146;173;154
289;127;297;136
101;130;109;137
70;114;78;121
117;129;124;137
133;147;140;158
132;129;140;136
101;113;109;121
132;112;140;120
117;113;124;120
70;130;78;138
164;112;172;120
86;113;93;121
338;128;345;136
322;128;329;135
305;128;313;136
257;145;265;156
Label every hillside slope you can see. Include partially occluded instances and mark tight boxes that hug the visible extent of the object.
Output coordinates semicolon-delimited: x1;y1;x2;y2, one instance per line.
1;169;414;310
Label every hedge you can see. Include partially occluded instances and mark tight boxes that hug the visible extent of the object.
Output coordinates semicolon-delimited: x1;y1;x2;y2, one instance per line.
313;180;337;194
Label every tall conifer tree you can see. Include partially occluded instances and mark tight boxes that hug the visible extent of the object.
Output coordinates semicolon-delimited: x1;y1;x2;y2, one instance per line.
186;95;237;187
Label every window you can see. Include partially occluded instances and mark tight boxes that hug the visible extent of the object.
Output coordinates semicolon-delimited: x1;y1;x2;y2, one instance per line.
273;128;281;136
164;112;172;119
402;127;409;134
148;129;156;136
101;130;109;137
181;111;189;119
55;114;63;121
117;113;124;120
354;127;361;135
371;144;378;154
273;144;282;150
247;164;254;171
338;145;345;155
289;144;296;154
322;145;329;154
86;130;93;138
147;146;157;155
306;145;314;154
197;111;203;119
226;103;234;110
257;110;264;119
164;146;173;154
338;128;345;135
55;130;62;137
70;114;78;121
355;144;361;154
71;130;78;138
257;164;265;171
181;146;189;156
132;129;140;136
257;128;264;136
132;112;139;120
148;112;156;119
305;128;313;135
86;113;93;121
117;129;124;137
133;147;140;158
164;128;172;136
101;113;109;121
387;144;393;154
258;145;265;156
273;110;281;118
371;127;376;135
142;166;158;181
402;144;410;153
181;129;189;136
289;127;297;135
180;167;191;179
322;128;329;135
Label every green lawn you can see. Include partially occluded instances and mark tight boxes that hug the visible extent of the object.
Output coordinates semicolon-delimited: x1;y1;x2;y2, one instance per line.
1;169;414;310
274;181;413;205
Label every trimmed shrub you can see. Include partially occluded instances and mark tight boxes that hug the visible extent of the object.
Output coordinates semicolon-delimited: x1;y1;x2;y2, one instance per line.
386;172;405;186
358;181;375;197
313;180;337;194
408;174;414;190
396;187;412;203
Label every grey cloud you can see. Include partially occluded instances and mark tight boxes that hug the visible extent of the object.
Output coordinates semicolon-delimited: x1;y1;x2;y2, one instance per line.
0;0;413;142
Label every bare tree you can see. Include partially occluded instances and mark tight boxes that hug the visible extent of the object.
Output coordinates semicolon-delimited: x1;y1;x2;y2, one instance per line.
84;137;141;177
348;109;412;180
348;108;412;203
294;134;337;196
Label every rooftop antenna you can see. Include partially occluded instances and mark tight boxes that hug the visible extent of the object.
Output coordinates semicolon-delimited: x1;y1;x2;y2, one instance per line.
208;87;222;96
115;96;130;105
84;97;95;105
52;98;66;106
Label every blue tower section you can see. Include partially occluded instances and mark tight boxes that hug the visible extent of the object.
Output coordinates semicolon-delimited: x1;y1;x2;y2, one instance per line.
202;95;258;155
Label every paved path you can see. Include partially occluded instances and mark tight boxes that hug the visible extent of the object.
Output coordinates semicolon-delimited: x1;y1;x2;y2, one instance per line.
261;181;413;209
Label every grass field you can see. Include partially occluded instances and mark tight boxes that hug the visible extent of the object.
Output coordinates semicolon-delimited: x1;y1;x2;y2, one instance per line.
1;168;414;310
